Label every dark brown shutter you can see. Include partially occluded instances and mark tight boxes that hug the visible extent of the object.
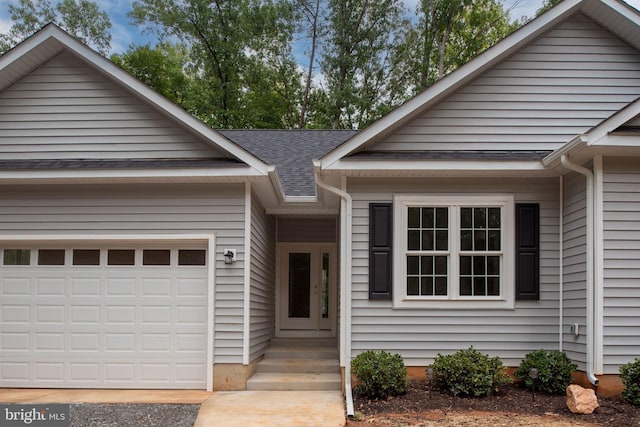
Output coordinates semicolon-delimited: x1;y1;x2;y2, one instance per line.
369;203;392;300
515;203;540;300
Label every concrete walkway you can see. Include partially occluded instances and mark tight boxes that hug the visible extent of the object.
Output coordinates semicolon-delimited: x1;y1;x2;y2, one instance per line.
194;390;345;427
0;389;346;427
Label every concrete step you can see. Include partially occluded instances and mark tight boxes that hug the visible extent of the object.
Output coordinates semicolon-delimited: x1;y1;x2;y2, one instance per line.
270;337;337;347
256;358;340;374
264;345;338;360
246;372;342;391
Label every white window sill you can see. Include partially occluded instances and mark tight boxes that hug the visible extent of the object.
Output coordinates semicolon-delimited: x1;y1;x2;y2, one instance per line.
392;296;515;310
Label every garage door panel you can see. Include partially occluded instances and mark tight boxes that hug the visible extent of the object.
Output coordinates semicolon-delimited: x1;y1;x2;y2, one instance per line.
71;279;100;296
36;305;65;323
1;332;29;350
2;305;30;323
0;244;209;389
36;362;65;381
106;278;137;296
1;277;31;295
36;278;66;296
35;333;65;351
71;363;100;381
70;333;100;351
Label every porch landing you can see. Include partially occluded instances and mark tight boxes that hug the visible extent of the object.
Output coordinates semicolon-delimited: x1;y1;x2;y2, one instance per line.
246;338;341;391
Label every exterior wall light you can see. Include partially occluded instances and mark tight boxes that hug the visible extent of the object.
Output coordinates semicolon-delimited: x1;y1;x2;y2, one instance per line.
223;249;236;264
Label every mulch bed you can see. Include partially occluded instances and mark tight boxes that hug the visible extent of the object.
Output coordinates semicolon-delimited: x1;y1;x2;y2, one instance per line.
350;381;640;426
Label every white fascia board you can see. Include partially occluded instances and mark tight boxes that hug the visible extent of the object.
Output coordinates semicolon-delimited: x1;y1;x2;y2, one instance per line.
593;134;640;147
9;25;269;175
600;0;640;26
267;167;286;203
0;167;263;182
0;25;55;71
319;0;583;168
543;135;589;167
266;206;339;216
282;195;319;203
544;97;640;167
325;159;550;174
0;233;215;244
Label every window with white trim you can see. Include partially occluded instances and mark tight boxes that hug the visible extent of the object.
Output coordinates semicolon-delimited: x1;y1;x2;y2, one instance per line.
394;195;514;309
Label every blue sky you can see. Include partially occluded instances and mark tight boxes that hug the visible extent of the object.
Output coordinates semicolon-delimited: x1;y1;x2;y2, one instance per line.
1;0;639;54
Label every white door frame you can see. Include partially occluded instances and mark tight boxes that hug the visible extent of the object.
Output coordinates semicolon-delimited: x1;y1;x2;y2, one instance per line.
0;233;216;391
275;242;337;338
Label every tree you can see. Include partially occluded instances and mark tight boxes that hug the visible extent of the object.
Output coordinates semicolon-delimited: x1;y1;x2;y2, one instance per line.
320;0;404;129
536;0;563;16
294;0;327;128
111;43;192;106
130;0;301;128
390;0;515;98
0;0;112;54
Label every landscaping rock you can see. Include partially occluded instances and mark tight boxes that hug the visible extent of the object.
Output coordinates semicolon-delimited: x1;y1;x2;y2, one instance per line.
566;384;599;414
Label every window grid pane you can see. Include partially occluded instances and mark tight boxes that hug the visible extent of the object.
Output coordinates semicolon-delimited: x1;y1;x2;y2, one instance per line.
407;207;448;251
459;255;500;296
460;207;501;251
407;255;447;296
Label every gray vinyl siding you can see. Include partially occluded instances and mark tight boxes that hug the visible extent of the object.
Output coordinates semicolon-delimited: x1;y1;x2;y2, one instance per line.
349;177;560;367
277;218;337;243
602;158;640;373
249;193;276;362
0;51;225;160
0;183;246;364
562;172;588;370
376;14;640;152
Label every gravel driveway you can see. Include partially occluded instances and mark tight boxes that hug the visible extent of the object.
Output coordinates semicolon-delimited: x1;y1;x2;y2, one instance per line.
70;403;200;427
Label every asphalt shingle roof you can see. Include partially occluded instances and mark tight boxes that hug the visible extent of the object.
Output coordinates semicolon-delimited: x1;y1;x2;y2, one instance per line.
220;129;356;197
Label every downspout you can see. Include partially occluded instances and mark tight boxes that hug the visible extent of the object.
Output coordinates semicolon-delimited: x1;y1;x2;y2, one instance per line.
315;171;355;418
560;155;599;386
559;175;563;352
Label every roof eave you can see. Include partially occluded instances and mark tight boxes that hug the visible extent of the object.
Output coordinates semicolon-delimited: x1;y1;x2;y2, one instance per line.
0;24;271;176
323;159;555;177
544;96;640;169
319;0;585;168
0;166;264;184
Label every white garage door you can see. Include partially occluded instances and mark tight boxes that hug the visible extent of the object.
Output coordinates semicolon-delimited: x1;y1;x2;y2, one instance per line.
0;242;210;389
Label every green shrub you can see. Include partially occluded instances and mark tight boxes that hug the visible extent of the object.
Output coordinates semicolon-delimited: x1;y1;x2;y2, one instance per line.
515;349;577;394
351;350;407;398
431;346;511;397
620;358;640;405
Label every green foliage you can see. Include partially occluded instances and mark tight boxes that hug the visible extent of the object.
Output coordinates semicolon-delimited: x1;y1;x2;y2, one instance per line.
0;0;111;54
351;350;407;399
620;358;640;405
515;349;577;395
111;43;192;106
431;346;511;397
129;0;301;128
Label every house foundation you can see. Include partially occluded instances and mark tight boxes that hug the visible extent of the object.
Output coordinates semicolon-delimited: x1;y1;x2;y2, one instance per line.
212;359;261;391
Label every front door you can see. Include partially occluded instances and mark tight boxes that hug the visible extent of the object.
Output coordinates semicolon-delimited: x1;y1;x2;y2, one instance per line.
278;244;336;336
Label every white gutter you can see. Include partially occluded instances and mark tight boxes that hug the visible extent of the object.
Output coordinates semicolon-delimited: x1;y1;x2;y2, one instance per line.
559;175;564;352
593;155;605;374
314;171;355;419
560;155;599;386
